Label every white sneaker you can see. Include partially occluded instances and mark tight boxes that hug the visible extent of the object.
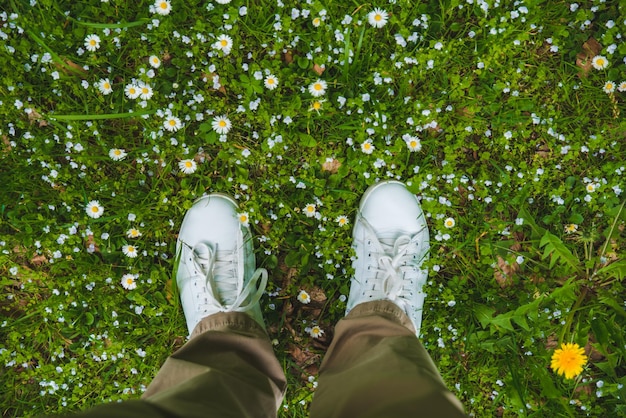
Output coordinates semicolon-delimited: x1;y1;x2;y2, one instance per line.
346;180;430;336
175;193;267;335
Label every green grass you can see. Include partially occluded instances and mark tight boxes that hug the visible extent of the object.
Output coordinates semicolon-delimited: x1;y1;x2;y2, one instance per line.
1;0;625;416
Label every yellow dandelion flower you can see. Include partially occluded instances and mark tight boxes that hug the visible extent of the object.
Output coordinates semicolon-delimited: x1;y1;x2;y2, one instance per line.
550;342;587;379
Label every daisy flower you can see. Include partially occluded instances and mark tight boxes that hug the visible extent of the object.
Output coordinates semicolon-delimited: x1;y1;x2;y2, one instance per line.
309;100;325;113
153;0;172;16
126;228;142;239
585;183;597;193
312;17;322;27
163;116;182;132
308;79;327;97
618;81;626;92
121;274;137;290
297;290;311;304
368;8;389;28
86;200;104;219
149;55;161;68
444;217;456;228
303;203;316;218
309;325;324;338
84;34;101;52
603;81;616;94
361;140;374;154
550;342;587;379
178;159;197;174
97;78;113;95
264;74;279;90
564;224;578;234
591;55;608;70
212;115;232;134
336;215;349;226
404;135;422;152
125;84;140;99
215;0;231;3
122;244;139;258
109;148;127;161
138;82;153;100
214;34;233;55
237;212;250;227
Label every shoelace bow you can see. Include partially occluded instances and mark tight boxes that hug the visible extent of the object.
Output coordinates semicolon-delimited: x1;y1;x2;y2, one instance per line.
187;241;267;313
363;227;427;306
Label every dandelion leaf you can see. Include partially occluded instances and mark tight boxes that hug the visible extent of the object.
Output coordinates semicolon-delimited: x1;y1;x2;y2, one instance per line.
539;231;580;272
596;259;626;281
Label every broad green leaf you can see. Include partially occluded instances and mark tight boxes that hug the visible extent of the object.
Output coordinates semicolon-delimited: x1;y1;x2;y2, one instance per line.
474;305;495;329
596;260;626;280
539;231;580;272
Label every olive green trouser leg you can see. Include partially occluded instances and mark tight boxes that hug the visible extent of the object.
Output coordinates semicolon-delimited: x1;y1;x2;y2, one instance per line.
68;312;286;418
309;300;466;418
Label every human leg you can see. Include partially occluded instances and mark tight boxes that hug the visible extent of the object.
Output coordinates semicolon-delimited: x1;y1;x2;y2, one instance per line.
61;194;286;418
309;181;465;418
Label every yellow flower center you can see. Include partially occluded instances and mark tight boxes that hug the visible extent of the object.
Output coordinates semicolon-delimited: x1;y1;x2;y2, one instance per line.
91;206;99;213
89;40;97;46
142;87;149;94
126;278;134;285
239;215;248;222
267;78;275;84
375;14;382;21
129;88;136;94
364;143;371;150
597;58;604;66
314;83;322;91
159;2;168;9
219;120;227;127
104;82;110;89
114;150;121;155
410;140;417;148
313;101;322;110
185;161;193;168
220;39;228;47
169;119;176;126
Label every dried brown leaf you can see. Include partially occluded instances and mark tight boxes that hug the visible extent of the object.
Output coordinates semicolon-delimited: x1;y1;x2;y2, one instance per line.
27;109;47;127
309;286;327;306
29;254;47;267
85;234;100;254
312;63;325;76
1;135;12;155
287;343;319;368
321;158;341;174
55;58;88;77
576;38;602;77
282;50;294;64
585;338;605;362
545;334;558;350
494;256;519;288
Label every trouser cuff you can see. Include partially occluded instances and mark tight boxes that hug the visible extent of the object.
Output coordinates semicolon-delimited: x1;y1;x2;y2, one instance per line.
347;299;416;334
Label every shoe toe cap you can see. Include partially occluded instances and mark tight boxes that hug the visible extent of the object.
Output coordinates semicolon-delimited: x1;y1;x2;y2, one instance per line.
178;194;240;248
360;181;426;235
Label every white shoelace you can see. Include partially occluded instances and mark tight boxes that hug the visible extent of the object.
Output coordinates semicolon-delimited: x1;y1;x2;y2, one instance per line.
360;224;428;308
185;241;267;314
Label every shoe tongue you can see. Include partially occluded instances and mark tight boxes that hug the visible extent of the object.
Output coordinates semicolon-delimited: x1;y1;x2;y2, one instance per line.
376;230;404;245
